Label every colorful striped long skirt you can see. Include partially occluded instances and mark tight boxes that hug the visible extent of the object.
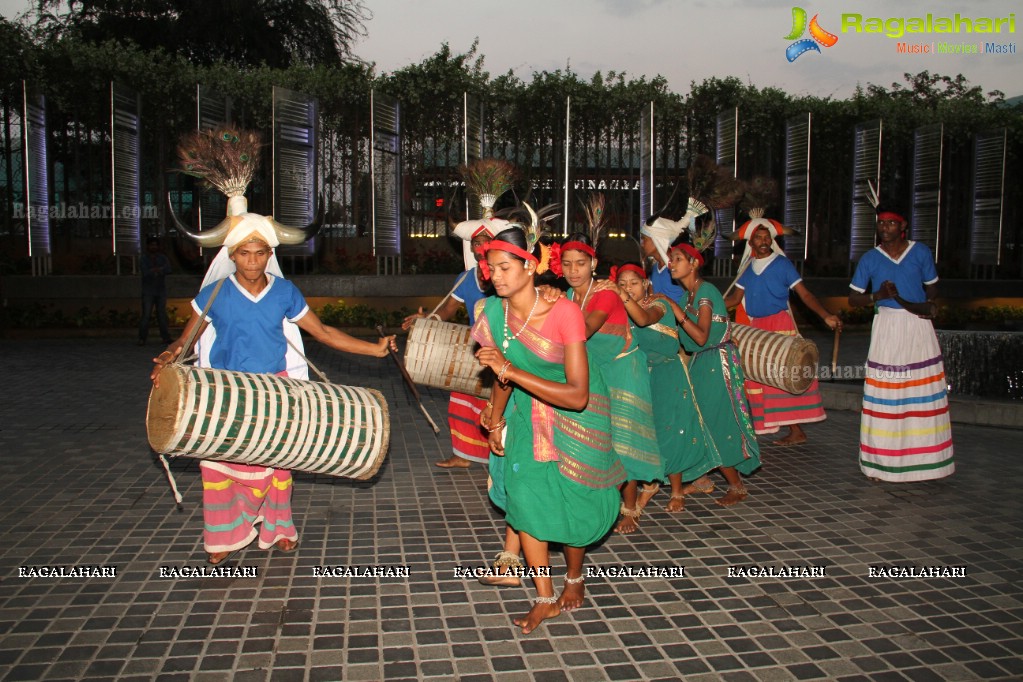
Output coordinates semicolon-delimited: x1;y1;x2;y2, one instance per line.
859;307;954;482
448;392;490;464
200;460;299;553
744;310;826;435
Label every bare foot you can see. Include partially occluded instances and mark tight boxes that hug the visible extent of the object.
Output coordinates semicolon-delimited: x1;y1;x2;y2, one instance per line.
207;551;231;565
614;514;639;534
435;455;471;469
680;475;715;495
512;600;561;634
479;552;522;587
666;494;685;513
274;538;299;552
773;431;807;446
557;579;585;611
716;485;749;507
636;483;660;510
478;573;521;587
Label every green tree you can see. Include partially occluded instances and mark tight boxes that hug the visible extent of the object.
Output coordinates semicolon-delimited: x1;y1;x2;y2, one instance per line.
27;0;371;68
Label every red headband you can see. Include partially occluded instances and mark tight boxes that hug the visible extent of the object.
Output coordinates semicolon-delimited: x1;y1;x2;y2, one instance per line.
610;264;646;282
876;211;906;224
560;241;596;258
478;241;538;280
669;243;705;267
471;226;494;240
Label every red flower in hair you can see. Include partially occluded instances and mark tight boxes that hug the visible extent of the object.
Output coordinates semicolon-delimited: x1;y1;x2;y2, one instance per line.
549;242;563;277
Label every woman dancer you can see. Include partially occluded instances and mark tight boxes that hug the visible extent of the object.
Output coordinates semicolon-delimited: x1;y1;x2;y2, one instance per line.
473;225;624;634
611;263;717;512
559;233;663;533
660;240;761;506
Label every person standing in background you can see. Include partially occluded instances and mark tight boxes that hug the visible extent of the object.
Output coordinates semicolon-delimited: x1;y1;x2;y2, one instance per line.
138;236;173;346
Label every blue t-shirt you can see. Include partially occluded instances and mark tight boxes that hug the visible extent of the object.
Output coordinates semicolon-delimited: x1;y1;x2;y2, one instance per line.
451;267;487;326
192;274;309;374
736;255;802;318
649;262;685;303
850;241;938;308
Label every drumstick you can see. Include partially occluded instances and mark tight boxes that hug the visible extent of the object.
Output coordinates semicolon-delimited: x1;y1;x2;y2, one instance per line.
377;325;441;435
831;327;841;381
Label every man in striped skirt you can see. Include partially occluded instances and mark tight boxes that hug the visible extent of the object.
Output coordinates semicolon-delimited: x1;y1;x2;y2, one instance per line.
848;204;954;482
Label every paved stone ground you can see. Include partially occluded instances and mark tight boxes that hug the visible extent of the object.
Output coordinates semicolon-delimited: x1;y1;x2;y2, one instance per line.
1;338;1021;682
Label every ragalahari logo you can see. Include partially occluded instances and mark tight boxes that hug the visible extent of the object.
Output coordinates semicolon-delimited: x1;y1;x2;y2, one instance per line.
785;7;839;61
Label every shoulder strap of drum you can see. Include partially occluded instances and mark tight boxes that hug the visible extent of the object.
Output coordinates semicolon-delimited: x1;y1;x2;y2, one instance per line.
429;269;472;318
177;277;227;366
285;336;330;384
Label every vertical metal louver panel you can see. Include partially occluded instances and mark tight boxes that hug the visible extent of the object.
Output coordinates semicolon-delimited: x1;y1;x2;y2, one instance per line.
196;86;232;237
22;83;50;260
639;102;654;240
849;119;882;263
111;82;141;257
463;93;484;220
911;123;943;260
371;90;401;258
273;87;318;256
784;113;811;263
969;129;1007;267
714;108;738;272
561;96;571;236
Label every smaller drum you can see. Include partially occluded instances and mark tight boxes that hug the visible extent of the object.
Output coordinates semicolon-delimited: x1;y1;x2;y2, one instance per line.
730;323;819;394
404;318;493;399
147;364;389;480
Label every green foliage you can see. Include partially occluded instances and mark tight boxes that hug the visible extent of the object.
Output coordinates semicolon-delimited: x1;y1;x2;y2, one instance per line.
0;302;139;329
2;15;1020;278
25;1;370;68
0;300;423;330
316;299;412;329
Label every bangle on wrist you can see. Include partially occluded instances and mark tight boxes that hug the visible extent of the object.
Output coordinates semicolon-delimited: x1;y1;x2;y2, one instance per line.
497;360;512;384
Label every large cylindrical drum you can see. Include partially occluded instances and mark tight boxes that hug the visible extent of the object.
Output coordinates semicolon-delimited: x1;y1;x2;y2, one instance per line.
147;364;389;480
730;323;819;394
404;318;492;399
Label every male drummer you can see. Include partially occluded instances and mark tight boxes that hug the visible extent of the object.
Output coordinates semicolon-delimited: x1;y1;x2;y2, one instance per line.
723;217;841;445
402;216;505;469
151;216;396;565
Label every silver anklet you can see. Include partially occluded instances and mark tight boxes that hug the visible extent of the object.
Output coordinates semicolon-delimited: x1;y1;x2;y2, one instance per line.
564;575;585;585
533;595;558;605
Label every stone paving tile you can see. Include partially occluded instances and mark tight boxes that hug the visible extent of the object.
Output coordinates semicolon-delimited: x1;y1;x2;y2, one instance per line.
1;338;1022;681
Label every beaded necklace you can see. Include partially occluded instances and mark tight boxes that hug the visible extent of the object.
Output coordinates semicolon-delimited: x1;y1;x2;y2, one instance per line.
502;287;540;350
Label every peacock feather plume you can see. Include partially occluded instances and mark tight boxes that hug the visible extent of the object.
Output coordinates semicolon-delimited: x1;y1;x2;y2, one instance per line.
459;159;517;216
175;127;262;198
739;176;779;217
581;192;608;251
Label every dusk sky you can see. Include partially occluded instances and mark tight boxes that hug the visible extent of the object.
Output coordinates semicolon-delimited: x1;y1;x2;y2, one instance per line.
2;0;1019;99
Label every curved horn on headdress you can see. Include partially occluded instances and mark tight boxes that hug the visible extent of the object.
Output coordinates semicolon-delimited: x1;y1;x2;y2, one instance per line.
269;198;325;245
166;193;232;247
